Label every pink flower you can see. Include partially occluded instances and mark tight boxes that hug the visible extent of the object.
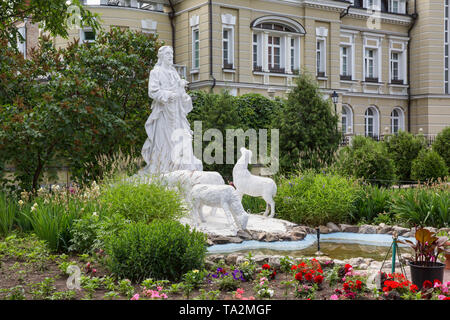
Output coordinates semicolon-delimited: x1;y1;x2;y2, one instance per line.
92;269;97;274
157;286;163;291
236;288;245;295
438;295;446;300
131;294;140;300
249;296;255;300
235;294;242;299
330;294;339;300
160;293;168;299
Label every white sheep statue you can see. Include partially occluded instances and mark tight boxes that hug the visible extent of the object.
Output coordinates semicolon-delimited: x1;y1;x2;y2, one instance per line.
232;147;277;218
188;184;249;231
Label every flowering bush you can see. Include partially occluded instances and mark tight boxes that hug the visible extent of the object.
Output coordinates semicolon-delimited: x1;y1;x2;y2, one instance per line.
291;259;323;285
422;279;450;300
238;253;257;281
253;275;274;299
378;272;420;300
233;288;255;300
208;268;245;292
331;264;368;300
261;264;277;280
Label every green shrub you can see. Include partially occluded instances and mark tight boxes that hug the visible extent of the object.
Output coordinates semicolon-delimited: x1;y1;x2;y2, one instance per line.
276;73;340;173
338;136;396;187
275;170;359;226
351;185;392;224
100;181;185;223
241;194;266;214
69;212;130;254
0;193;18;237
391;187;450;228
411;149;448;182
433;127;450;168
383;131;426;181
105;220;207;282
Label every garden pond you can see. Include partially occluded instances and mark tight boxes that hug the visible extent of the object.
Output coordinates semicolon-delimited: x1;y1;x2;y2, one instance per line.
207;232;415;261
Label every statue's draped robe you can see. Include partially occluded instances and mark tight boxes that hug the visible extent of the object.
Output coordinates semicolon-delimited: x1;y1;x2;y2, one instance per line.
141;65;200;174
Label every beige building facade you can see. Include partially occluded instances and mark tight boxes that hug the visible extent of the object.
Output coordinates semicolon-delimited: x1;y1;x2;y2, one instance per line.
46;0;450;138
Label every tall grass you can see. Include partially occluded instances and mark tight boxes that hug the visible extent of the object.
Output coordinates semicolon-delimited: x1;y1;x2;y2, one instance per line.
390;186;450;228
0;193;18;237
350;185;393;224
22;199;83;252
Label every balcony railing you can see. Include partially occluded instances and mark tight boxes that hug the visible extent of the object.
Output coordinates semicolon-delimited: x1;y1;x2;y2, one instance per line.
350;0;407;15
83;0;164;12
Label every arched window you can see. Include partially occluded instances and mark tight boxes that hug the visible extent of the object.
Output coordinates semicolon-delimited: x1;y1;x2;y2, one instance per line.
251;16;305;74
365;106;380;138
391;108;405;134
341;105;353;135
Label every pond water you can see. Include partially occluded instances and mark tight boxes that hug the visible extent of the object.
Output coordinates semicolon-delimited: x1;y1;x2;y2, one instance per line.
207;233;415;261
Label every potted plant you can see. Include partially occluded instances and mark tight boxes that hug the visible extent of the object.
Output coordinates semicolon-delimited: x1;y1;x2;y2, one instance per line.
399;227;449;289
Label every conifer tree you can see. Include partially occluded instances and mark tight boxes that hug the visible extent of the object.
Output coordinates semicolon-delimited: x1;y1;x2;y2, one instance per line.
276;73;340;173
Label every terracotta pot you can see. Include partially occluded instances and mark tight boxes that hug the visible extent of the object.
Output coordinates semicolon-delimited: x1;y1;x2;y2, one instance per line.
446;241;450;270
446;254;450;270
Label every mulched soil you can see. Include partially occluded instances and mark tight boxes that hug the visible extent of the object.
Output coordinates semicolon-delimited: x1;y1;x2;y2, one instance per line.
0;252;376;300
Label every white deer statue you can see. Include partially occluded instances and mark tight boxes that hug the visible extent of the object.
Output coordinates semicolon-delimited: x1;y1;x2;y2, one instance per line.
188;184;249;231
232;147;277;218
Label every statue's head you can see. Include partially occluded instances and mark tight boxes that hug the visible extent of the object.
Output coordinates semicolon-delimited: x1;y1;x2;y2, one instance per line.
157;46;173;67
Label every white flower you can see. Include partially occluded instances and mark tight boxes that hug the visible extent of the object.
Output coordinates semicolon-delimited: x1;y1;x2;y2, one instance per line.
92;212;98;217
53;185;60;191
18;200;24;206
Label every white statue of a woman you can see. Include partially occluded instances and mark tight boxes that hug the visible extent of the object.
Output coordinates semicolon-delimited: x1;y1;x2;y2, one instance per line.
140;46;202;174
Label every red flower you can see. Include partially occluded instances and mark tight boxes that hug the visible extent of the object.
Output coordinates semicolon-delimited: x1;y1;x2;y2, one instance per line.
383;286;391;292
304;273;313;281
344;264;352;272
291;265;298;271
355;280;362;290
295;272;303;281
314;275;324;284
343;282;350;291
262;264;271;270
444;297;450;300
409;284;418;293
423;280;433;290
433;279;442;286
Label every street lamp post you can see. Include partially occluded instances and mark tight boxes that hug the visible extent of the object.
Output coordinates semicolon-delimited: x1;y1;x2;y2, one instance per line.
331;91;339;132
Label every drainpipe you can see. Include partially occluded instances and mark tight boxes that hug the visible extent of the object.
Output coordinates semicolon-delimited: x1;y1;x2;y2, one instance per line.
340;4;352;19
167;0;176;63
209;0;216;91
407;0;418;133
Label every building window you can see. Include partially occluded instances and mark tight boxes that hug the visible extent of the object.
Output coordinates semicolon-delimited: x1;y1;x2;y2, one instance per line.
268;35;281;71
391;108;404;133
192;28;199;70
250;17;305;74
365;107;379;138
341;105;353;134
290;38;295;71
17;26;26;58
316;39;326;77
390;52;401;83
253;34;260;71
391;0;399;13
446;0;449;94
222;28;233;69
364;48;378;81
340;46;352;79
81;28;96;43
